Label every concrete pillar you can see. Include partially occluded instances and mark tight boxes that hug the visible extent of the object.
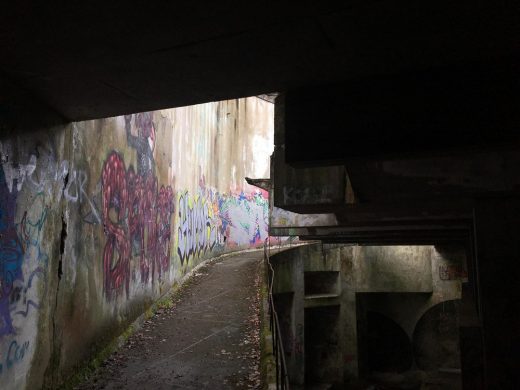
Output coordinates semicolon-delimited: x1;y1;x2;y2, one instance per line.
473;198;520;388
339;245;359;382
292;254;305;385
341;291;359;381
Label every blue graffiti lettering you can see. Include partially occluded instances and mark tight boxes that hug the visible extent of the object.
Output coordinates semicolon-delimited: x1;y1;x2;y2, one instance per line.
6;340;29;369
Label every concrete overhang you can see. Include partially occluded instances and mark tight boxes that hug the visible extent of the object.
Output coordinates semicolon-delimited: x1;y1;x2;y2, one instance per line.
1;1;518;129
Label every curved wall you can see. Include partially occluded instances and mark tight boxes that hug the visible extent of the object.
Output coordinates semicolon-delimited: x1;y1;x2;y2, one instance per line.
0;97;273;389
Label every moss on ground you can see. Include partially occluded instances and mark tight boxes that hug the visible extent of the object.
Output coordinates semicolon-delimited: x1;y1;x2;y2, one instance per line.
60;284;185;388
59;255;243;389
60;262;212;389
58;323;135;390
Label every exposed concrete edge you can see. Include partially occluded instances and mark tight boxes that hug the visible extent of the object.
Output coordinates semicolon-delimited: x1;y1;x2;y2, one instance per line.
178;245;265;286
64;242;307;389
62;246;270;389
259;242;313;390
259;254;277;390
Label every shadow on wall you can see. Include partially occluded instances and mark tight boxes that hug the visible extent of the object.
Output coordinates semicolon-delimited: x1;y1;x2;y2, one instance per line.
365;311;413;373
305;305;342;384
413;300;461;371
358;301;462;372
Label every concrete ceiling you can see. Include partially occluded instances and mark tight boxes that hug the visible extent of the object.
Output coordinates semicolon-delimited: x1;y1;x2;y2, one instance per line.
1;1;518;128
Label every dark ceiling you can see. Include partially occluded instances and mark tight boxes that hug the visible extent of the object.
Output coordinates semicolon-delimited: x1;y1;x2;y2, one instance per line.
1;1;518;129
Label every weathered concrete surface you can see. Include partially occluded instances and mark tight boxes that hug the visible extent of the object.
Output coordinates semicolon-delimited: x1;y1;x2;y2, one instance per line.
0;97;273;389
75;251;263;390
0;127;69;390
349;245;433;293
270;243;465;387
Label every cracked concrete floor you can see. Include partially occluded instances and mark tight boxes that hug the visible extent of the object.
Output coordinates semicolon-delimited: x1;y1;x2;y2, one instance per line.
76;251;263;390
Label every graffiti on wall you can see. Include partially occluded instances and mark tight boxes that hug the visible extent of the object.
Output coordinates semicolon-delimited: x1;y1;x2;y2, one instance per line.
0;340;30;375
177;189;224;265
0;146;50;382
0;168;23;338
439;264;468;281
101;113;174;300
0;167;48;338
100;113;269;297
218;190;268;247
177;183;269;265
0;141;101;225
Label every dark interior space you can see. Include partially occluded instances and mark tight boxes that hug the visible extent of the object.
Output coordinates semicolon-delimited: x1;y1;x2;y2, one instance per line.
284;62;520;166
365;311;413;374
305;305;341;386
273;292;295;359
413;300;461;371
304;271;339;297
355;293;462;390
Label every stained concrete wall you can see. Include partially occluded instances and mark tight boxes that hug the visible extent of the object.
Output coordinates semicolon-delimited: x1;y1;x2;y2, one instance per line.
0;97;273;389
270;243;465;386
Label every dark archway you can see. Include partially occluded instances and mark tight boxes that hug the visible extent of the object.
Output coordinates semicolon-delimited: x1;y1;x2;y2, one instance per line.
412;299;461;370
366;311;413;373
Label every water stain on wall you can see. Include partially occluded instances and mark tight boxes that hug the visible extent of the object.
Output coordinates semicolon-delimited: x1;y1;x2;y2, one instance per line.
0;97;274;389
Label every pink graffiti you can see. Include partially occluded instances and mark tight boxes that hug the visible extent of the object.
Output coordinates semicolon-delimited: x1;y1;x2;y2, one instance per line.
101;151;174;300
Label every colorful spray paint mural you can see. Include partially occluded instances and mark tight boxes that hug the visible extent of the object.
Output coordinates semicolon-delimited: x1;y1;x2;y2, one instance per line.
177;184;269;265
0;97;274;389
177;188;223;265
101;114;175;300
218;190;268;247
100;110;271;297
0;143;51;381
0;168;23;339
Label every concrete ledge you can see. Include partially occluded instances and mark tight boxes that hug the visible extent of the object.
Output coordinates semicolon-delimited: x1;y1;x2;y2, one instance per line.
259;242;311;389
260;263;277;390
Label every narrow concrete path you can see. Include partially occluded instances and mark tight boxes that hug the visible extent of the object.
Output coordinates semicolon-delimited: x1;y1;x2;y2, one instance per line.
77;251;263;390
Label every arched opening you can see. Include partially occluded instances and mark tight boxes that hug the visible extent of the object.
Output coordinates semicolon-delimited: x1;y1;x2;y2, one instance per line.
413;299;461;371
365;311;413;373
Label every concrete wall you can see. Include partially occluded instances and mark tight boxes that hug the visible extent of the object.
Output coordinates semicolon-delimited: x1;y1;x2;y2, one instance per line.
0;97;273;389
270;243;465;386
